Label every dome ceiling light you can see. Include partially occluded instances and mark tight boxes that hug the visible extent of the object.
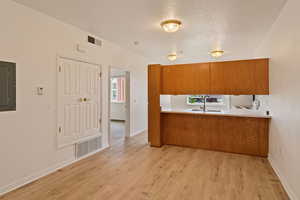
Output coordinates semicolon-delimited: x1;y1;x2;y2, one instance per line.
167;53;177;61
160;19;182;33
210;50;225;58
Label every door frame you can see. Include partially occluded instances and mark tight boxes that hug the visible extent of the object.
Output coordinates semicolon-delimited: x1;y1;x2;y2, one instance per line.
108;66;131;146
56;55;102;149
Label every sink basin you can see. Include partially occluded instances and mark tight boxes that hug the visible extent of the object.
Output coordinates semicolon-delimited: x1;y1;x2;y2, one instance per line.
190;108;202;111
206;109;222;113
187;109;222;113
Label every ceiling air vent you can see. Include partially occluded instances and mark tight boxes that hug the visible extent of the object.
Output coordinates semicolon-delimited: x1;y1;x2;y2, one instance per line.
88;36;102;47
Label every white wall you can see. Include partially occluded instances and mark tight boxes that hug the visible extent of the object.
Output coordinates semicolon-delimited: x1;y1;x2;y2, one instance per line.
255;0;300;199
110;103;126;120
0;0;150;194
230;95;253;108
160;95;171;109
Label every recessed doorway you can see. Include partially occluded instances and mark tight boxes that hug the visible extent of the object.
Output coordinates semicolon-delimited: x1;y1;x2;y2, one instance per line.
109;67;130;145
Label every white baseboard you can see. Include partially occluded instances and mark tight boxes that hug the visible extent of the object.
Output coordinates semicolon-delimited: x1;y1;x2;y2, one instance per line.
0;145;109;196
131;129;147;137
268;156;299;200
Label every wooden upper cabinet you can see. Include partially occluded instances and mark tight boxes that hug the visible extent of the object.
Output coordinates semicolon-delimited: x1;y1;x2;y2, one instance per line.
157;58;269;95
210;59;269;94
161;63;210;94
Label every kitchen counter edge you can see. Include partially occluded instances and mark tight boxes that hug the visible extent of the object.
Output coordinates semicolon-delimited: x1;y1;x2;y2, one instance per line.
161;110;271;119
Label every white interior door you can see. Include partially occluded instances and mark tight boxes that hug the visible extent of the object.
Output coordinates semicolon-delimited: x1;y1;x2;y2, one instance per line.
79;62;101;138
57;57;101;148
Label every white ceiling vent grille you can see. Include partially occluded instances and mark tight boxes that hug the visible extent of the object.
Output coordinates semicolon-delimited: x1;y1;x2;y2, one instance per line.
75;136;102;159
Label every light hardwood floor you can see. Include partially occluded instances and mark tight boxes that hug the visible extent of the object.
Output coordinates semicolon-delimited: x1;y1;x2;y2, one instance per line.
110;120;125;145
0;132;289;200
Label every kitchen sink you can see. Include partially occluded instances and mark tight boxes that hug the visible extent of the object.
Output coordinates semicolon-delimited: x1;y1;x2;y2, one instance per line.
206;109;222;113
187;109;222;113
191;108;202;111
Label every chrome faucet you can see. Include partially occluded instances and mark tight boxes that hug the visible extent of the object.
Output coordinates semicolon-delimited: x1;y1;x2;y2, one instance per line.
200;95;209;112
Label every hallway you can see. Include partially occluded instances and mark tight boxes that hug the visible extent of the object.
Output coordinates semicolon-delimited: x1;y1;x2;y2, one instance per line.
110;120;125;145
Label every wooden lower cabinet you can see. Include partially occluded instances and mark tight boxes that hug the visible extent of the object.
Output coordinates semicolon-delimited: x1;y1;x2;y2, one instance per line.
161;113;269;157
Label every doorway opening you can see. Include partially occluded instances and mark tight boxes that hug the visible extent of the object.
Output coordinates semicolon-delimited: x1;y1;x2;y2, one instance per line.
109;67;130;145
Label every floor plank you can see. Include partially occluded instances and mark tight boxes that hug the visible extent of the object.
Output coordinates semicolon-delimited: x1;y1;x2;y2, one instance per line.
110;120;125;145
0;132;289;200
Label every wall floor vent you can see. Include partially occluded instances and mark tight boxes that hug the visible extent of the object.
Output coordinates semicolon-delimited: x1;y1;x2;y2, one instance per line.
75;136;102;159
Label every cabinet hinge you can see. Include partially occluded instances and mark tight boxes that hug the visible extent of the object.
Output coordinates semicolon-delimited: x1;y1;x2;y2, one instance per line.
58;127;62;133
99;72;102;78
59;66;62;72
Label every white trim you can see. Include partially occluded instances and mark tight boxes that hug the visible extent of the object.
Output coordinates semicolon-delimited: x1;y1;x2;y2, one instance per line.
268;156;299;200
111;75;126;78
131;129;147;137
111;101;125;104
59;133;103;148
108;66;112;145
58;55;101;67
0;145;109;196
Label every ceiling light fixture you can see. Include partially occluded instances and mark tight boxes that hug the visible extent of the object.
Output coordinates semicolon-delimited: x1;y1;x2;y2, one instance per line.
160;19;182;33
210;50;225;58
167;53;177;61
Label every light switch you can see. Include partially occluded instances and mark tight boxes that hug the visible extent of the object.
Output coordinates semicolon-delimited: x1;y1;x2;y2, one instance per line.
37;87;44;95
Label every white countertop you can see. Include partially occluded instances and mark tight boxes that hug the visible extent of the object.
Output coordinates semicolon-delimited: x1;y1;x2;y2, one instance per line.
161;108;271;119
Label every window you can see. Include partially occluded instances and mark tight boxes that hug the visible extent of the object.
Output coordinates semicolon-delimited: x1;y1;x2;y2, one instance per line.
111;77;125;103
187;95;224;105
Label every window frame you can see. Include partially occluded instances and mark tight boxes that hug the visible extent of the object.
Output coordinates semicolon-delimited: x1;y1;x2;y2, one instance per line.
186;95;225;106
110;76;126;103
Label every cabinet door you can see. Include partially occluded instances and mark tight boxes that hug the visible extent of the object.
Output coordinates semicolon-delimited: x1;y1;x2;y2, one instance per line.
210;59;269;94
161;63;210;94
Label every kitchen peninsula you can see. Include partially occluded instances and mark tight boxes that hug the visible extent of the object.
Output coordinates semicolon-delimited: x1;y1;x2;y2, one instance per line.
148;58;270;157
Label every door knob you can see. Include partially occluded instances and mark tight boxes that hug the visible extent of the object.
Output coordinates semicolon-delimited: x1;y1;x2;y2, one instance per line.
84;98;90;102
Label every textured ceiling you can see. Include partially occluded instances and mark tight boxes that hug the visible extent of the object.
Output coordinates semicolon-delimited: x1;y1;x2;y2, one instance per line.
13;0;286;64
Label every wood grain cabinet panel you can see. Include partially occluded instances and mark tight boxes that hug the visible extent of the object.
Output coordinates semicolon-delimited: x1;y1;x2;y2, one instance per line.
210;59;269;94
161;113;269;157
161;63;210;94
148;65;162;147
